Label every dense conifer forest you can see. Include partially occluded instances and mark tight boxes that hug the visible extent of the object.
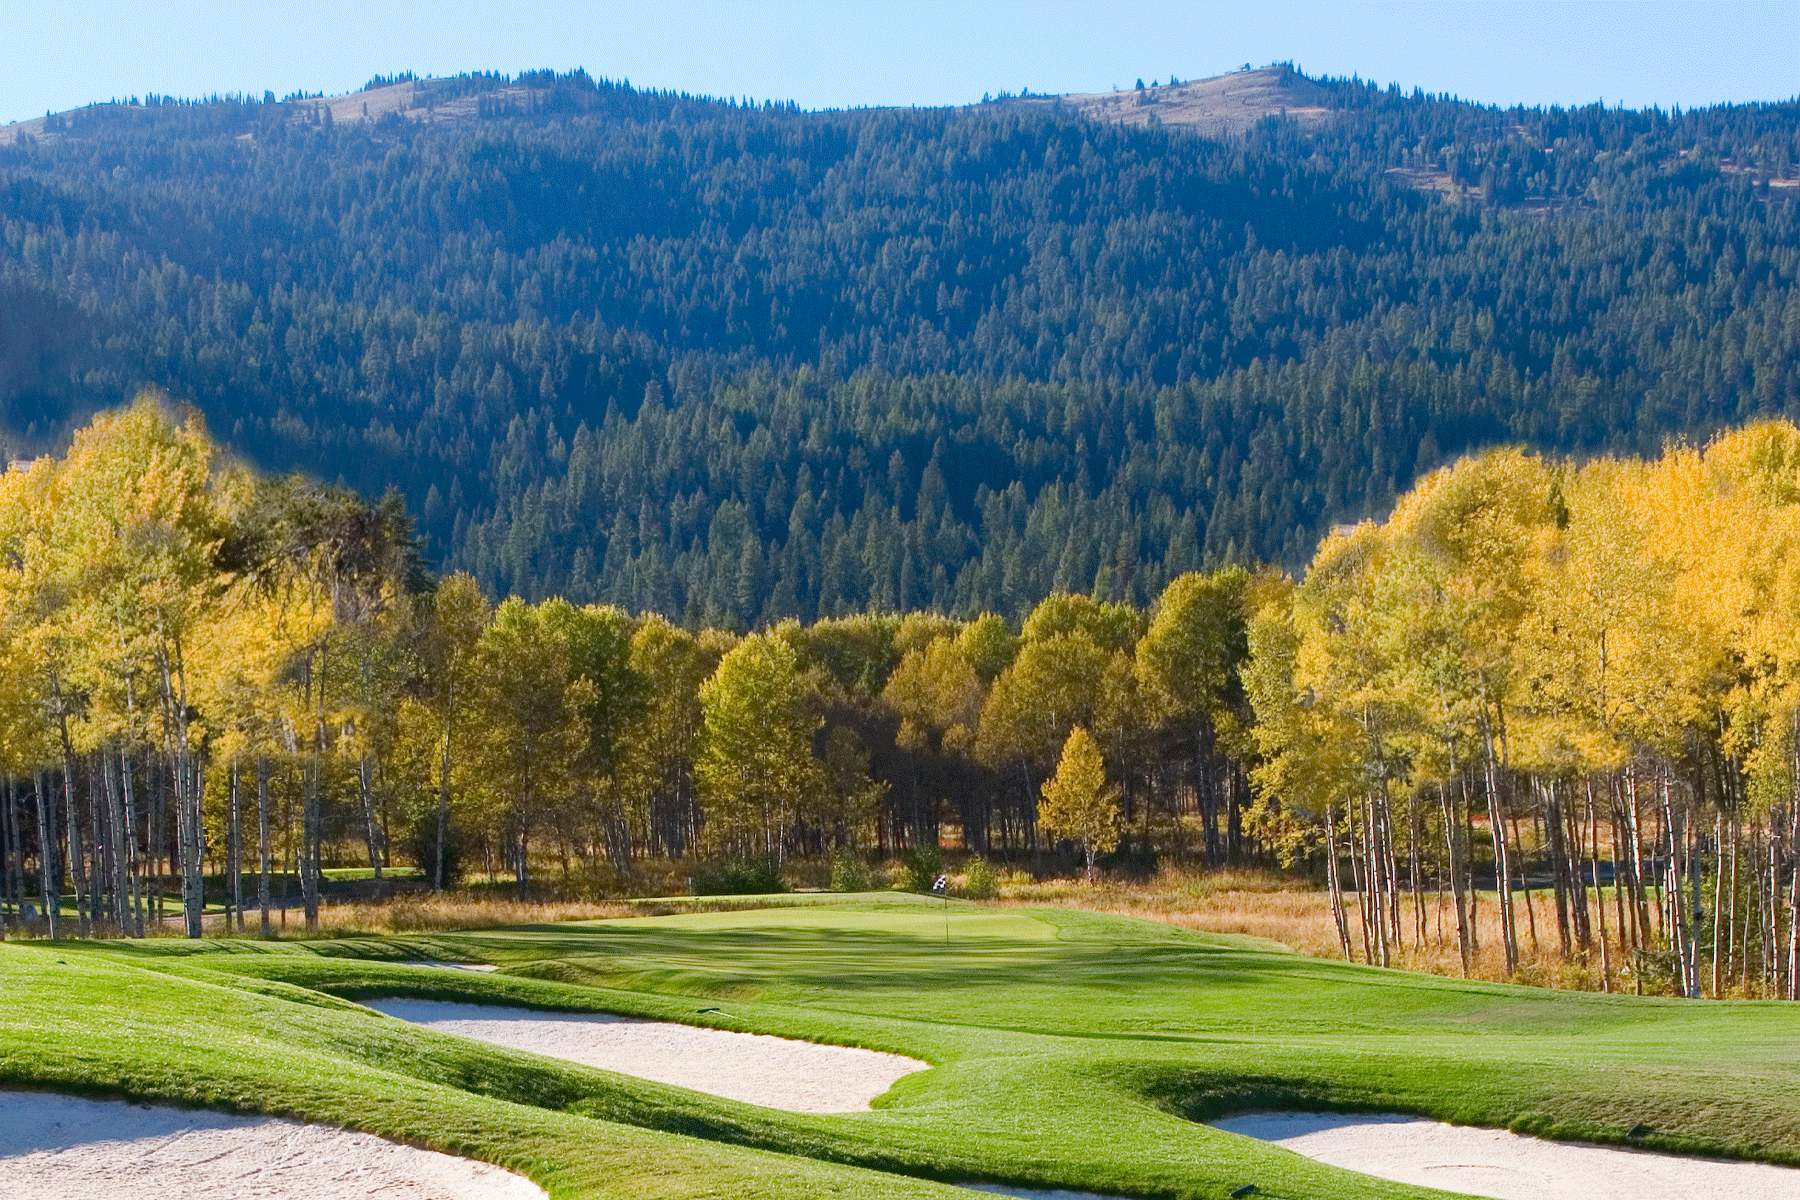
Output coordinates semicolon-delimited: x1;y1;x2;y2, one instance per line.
1;67;1796;623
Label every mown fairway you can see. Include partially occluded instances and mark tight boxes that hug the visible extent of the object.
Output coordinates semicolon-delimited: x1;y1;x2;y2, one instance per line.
6;894;1798;1199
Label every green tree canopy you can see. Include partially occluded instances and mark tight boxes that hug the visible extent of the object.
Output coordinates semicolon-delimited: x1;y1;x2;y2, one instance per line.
697;631;825;858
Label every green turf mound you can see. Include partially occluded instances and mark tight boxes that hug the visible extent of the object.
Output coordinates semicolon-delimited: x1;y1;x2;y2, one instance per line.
9;897;1798;1198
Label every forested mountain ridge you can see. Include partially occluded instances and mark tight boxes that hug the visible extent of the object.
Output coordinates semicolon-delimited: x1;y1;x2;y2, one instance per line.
0;66;1796;626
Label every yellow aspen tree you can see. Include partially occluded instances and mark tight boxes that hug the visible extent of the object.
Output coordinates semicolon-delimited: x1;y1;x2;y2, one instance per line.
624;616;724;860
696;630;824;859
1020;592;1145;654
975;633;1109;770
1038;725;1120;882
1387;449;1565;974
1136;567;1255;863
954;613;1019;686
0;470;57;937
413;572;489;889
50;397;223;938
468;598;586;897
882;635;984;753
1244;585;1357;960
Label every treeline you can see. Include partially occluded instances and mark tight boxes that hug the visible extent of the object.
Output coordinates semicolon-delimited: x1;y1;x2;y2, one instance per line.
0;399;1266;943
6;399;1800;1003
1248;423;1800;1000
0;69;1794;619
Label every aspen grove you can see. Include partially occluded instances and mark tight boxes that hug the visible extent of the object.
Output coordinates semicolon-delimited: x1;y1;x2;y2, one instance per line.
1247;426;1800;999
3;396;1800;1001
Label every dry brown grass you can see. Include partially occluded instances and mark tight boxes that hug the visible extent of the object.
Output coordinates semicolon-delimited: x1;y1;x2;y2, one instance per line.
991;866;1670;993
997;67;1334;137
315;894;634;935
995;866;1339;951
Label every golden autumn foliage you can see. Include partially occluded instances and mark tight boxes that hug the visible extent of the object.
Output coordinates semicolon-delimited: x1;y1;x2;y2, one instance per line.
1038;725;1121;881
1251;425;1800;995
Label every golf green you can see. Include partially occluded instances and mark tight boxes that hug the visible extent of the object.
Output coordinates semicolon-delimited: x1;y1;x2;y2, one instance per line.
6;894;1797;1199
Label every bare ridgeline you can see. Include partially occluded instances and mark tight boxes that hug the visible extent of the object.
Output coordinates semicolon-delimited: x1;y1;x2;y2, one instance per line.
0;66;1331;148
991;66;1335;136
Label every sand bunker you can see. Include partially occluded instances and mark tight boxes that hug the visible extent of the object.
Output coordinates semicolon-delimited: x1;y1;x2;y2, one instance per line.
366;998;928;1113
1211;1111;1800;1200
0;1091;545;1199
396;961;500;972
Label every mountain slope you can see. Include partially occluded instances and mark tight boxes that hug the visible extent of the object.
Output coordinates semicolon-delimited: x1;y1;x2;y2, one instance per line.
0;67;1795;623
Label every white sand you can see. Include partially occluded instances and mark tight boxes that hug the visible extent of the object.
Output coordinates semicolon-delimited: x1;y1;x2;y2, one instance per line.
0;1091;545;1199
1211;1111;1800;1200
366;998;928;1113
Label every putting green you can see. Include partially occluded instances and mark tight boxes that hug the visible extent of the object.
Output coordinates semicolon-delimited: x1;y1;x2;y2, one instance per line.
8;894;1799;1199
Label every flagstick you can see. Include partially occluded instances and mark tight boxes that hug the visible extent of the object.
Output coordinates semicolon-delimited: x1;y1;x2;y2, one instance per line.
934;874;949;944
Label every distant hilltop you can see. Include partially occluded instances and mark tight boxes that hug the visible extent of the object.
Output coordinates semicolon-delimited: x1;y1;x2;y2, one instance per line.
990;66;1334;135
0;72;560;147
0;65;1335;147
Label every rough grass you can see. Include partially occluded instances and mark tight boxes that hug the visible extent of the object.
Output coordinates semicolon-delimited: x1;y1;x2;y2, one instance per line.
317;895;636;934
989;866;1680;993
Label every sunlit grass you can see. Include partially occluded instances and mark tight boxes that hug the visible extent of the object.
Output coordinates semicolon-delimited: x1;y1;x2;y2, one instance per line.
13;895;1800;1199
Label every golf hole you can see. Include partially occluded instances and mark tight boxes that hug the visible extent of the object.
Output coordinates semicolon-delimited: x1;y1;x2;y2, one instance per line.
365;998;929;1113
1210;1111;1800;1200
0;1091;546;1199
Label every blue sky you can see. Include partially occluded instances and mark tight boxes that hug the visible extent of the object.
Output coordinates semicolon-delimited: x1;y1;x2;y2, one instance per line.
3;1;1794;127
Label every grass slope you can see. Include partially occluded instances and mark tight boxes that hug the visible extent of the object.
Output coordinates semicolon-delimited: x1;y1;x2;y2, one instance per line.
9;894;1800;1199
